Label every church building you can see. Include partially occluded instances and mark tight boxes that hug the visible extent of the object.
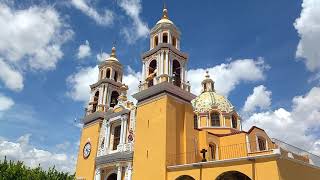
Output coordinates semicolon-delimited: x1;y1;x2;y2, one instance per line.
75;6;320;180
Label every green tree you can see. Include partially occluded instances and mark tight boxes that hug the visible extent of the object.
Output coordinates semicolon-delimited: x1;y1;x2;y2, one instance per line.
0;156;75;180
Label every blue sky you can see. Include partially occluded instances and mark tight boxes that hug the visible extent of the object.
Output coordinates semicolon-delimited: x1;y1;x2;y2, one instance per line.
0;0;319;172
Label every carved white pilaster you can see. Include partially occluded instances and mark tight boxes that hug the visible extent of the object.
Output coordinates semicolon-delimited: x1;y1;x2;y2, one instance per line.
94;168;101;180
125;162;132;180
120;117;125;144
105;122;111;153
117;165;122;180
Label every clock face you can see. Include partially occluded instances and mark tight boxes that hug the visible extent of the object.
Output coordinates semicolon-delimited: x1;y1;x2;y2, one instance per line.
83;142;91;159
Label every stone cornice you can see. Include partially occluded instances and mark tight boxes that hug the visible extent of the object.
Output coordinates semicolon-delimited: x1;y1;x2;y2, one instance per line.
133;82;196;104
95;152;133;166
141;43;188;60
90;78;122;89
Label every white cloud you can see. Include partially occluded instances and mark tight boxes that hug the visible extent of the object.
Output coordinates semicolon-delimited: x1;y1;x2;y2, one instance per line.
242;85;272;113
0;2;73;91
294;0;320;72
118;0;149;43
188;58;268;96
71;0;113;26
243;87;320;155
66;65;98;102
67;65;141;103
0;93;14;111
0;59;23;91
96;51;110;62
0;134;76;173
77;40;91;59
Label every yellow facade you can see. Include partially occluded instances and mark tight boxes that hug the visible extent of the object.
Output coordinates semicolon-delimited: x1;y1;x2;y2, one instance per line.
75;6;320;180
76;121;101;180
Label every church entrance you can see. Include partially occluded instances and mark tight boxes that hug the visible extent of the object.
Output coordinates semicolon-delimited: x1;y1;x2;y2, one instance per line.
175;175;195;180
107;173;117;180
216;171;251;180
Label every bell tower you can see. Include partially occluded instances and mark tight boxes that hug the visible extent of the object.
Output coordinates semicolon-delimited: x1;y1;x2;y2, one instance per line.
139;6;190;92
132;6;196;180
76;46;124;180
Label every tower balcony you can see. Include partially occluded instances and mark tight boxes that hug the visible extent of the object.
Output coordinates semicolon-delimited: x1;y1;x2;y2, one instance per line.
139;75;190;92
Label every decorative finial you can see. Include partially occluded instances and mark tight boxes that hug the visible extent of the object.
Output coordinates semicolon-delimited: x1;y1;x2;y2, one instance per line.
205;70;210;78
111;41;116;58
162;3;168;19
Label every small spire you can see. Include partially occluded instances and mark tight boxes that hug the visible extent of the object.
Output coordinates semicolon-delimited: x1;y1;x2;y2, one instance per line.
162;3;168;19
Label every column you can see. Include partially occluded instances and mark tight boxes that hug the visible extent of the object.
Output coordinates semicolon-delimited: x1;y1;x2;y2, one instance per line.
105;123;111;152
117;165;122;180
167;52;171;76
94;168;101;180
120;118;125;144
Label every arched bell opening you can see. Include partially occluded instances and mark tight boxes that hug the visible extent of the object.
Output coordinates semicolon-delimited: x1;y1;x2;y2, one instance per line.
110;91;119;108
173;60;181;87
148;60;157;87
216;171;252;180
114;71;118;82
107;173;117;180
106;68;111;79
112;125;121;150
163;32;168;43
92;91;99;112
154;35;159;47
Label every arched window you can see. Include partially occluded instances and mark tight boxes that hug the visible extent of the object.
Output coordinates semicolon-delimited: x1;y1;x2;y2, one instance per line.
176;175;195;180
211;112;220;126
106;68;111;79
209;143;216;160
154;35;159;47
232;115;237;129
173;60;181;87
110;91;119;108
193;114;198;129
113;125;121;150
148;60;157;87
163;32;168;43
92;91;99;112
257;136;267;151
172;36;177;47
114;71;118;82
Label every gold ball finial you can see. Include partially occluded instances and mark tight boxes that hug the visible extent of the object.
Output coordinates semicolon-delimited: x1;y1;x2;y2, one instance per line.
162;3;168;19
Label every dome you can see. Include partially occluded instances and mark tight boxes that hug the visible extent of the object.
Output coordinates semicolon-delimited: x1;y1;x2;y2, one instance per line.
191;91;234;113
156;18;173;25
105;46;119;62
191;71;235;113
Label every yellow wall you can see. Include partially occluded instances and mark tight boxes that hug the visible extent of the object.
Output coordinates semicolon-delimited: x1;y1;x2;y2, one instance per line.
75;121;101;180
277;158;320;180
132;94;196;180
168;157;280;180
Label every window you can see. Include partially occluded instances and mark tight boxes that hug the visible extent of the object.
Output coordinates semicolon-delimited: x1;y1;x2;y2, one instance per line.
173;60;181;87
257;137;266;151
163;33;168;43
106;68;111;79
154;35;159;47
210;112;220;126
92;91;99;112
113;125;121;150
100;70;104;80
232;115;237;129
110;91;119;108
193;115;198;129
209;144;216;160
172;36;177;47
